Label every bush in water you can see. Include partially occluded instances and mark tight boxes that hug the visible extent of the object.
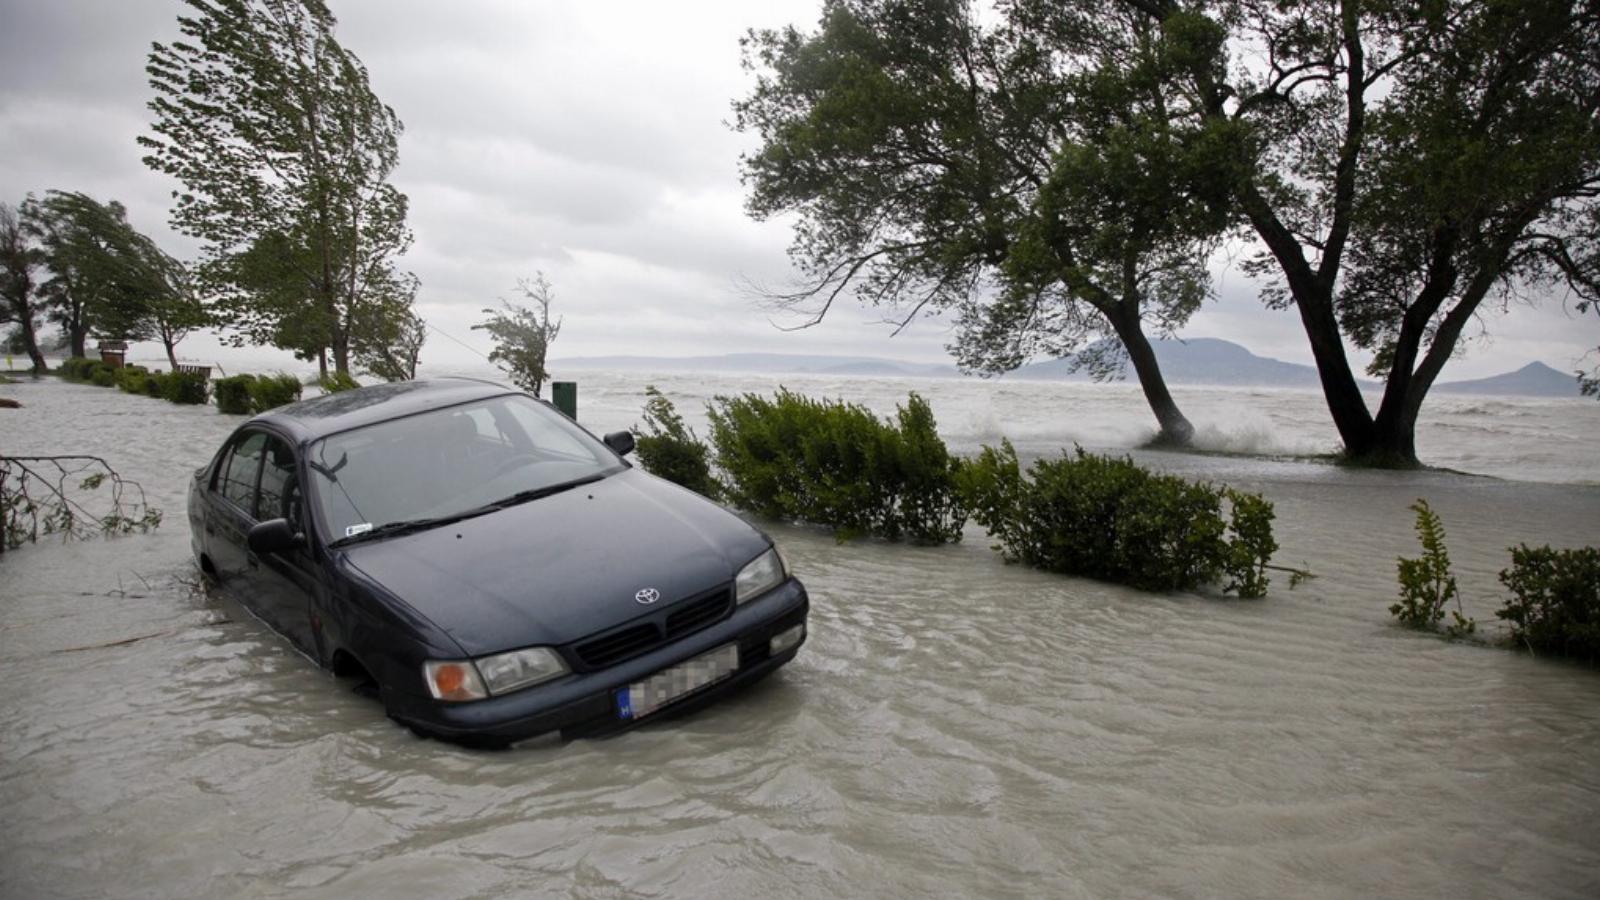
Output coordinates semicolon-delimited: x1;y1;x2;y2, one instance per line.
318;372;359;394
1497;545;1600;662
143;371;168;398
247;373;303;412
115;365;150;395
957;440;1277;597
634;386;719;500
1391;499;1475;637
707;389;966;544
161;370;209;405
58;357;98;382
213;374;257;415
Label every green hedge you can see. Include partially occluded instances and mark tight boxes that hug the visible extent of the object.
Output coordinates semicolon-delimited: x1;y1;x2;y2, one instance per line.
707;389;966;544
958;441;1278;597
213;374;256;414
318;371;360;393
160;370;209;405
115;365;150;395
143;371;167;398
1497;546;1600;661
59;357;110;384
634;387;720;500
248;373;303;412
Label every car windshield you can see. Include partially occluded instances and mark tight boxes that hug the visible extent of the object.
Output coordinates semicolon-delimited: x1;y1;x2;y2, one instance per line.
309;394;625;545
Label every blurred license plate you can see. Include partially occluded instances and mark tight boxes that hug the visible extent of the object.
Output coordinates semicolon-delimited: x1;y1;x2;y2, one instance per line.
616;643;739;721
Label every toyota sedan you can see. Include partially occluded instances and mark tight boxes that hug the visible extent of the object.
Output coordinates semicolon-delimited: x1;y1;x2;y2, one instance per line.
187;378;809;746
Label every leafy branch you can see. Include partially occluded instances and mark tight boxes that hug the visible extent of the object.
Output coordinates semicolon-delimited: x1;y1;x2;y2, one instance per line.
0;455;163;552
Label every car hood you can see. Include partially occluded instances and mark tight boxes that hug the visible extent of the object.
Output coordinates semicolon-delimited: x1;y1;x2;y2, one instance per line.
339;468;770;656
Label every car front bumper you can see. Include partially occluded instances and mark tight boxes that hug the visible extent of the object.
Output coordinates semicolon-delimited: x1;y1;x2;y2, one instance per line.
385;578;809;744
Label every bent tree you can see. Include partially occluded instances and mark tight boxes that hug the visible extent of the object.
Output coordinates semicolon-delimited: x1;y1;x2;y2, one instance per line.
1147;0;1600;464
142;0;417;377
735;0;1241;445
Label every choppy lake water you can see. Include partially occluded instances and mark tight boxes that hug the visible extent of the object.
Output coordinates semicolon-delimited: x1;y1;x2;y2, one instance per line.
2;373;1598;899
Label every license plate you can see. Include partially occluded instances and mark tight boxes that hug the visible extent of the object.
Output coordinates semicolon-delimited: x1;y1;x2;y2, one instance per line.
616;643;740;721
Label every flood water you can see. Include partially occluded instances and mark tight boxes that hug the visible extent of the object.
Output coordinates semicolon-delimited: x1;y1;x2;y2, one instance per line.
3;374;1598;899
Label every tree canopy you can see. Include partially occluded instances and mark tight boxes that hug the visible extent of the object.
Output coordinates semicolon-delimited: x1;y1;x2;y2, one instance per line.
735;0;1246;444
475;274;562;397
141;0;417;377
0;203;48;372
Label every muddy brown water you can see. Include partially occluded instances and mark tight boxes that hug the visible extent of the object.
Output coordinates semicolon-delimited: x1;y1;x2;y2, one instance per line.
2;377;1598;899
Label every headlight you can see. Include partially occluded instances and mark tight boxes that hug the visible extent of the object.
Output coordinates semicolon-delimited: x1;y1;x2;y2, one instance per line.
735;546;787;605
423;647;568;701
475;647;569;695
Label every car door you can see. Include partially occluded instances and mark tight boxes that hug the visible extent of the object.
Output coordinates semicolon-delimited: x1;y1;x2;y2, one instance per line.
205;430;267;582
252;433;323;658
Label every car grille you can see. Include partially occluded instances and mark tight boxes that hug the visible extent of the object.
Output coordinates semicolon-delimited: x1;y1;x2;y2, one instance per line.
572;586;732;670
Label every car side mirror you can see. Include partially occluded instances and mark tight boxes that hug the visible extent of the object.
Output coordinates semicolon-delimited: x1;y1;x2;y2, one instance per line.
248;518;303;554
603;430;635;457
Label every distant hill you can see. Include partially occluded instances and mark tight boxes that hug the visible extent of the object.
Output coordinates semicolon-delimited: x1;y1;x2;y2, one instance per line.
555;339;1583;397
1432;361;1584;397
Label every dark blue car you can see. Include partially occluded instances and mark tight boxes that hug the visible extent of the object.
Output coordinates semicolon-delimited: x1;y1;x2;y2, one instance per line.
187;378;809;746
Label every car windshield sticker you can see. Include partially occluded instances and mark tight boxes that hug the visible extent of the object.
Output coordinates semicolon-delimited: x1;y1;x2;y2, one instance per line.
345;523;373;538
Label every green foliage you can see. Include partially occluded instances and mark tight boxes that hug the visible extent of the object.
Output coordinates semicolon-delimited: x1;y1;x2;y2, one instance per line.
58;357;100;382
213;374;257;415
474;274;560;396
160;371;209;405
707;389;966;544
1391;499;1475;637
142;0;416;376
142;370;168;398
634;387;720;500
247;373;303;411
90;366;117;388
0;202;49;372
115;365;150;395
1;454;162;552
317;371;360;394
1497;546;1600;661
957;441;1277;596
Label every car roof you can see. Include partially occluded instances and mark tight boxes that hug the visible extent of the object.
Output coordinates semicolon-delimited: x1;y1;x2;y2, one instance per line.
251;377;521;444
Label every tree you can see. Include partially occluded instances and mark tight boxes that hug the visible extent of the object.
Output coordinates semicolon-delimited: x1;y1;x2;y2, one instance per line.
353;303;425;382
735;0;1240;445
474;274;562;396
0;203;48;372
123;233;211;370
1149;0;1600;464
141;0;417;376
19;191;151;358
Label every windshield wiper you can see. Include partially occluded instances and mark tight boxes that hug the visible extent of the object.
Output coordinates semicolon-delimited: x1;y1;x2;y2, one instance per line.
330;504;498;548
491;473;606;509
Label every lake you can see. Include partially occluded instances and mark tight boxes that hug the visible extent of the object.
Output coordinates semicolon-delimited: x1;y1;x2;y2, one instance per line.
2;372;1597;898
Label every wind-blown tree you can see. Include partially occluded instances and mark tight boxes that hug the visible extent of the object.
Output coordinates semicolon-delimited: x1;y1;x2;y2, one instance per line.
475;274;562;396
141;0;417;377
122;232;211;370
1143;0;1600;463
735;0;1240;444
0;203;48;372
19;191;151;358
352;295;425;382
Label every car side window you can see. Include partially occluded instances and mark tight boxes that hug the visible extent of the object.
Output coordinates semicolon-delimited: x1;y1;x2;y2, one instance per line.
218;432;268;512
257;436;300;524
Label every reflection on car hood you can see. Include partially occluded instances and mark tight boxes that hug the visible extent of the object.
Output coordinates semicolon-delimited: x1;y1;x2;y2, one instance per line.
340;468;770;656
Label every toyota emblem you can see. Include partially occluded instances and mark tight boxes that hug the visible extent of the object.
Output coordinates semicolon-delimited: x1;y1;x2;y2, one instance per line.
635;587;660;605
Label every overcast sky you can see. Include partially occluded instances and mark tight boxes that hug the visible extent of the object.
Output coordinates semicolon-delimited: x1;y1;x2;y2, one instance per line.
2;0;1594;379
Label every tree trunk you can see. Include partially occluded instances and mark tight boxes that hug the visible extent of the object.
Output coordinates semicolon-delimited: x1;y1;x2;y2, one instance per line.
69;320;88;359
17;314;47;373
317;347;328;381
164;338;180;371
1106;307;1194;446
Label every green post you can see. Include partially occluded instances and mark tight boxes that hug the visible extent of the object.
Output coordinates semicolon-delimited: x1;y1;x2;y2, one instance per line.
552;381;577;420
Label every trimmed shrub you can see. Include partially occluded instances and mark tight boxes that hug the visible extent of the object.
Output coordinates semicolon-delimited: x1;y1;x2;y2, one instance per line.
115;365;150;395
318;371;359;393
58;357;97;381
143;370;168;398
161;370;209;405
90;364;118;387
213;374;257;415
247;373;303;412
1497;546;1600;661
634;386;720;500
957;441;1277;597
707;389;966;543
